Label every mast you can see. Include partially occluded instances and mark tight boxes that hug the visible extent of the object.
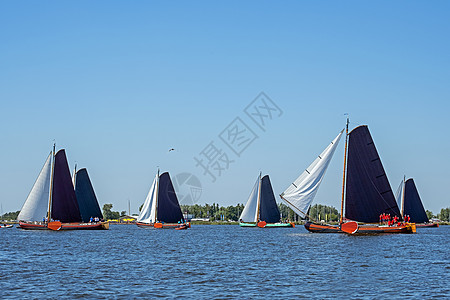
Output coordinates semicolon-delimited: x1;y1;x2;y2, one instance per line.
256;172;262;222
72;163;77;187
401;175;405;218
47;143;56;222
155;169;160;222
340;117;349;224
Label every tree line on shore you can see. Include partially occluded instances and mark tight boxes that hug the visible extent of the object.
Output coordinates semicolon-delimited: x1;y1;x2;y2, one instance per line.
3;206;450;223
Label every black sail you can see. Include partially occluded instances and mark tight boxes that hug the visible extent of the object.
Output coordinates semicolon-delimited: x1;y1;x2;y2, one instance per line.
52;150;82;223
157;172;184;223
259;175;281;223
404;179;429;223
345;126;401;223
75;168;103;222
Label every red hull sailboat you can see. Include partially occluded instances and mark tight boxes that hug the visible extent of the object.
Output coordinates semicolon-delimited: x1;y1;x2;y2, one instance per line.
396;177;439;228
136;170;190;229
281;119;415;234
18;145;108;231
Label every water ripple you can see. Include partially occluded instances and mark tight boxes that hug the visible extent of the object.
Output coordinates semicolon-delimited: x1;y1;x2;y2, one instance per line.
0;225;449;299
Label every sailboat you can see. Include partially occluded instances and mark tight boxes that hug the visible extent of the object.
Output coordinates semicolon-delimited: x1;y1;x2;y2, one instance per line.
280;119;416;234
396;178;438;228
18;145;108;230
239;173;294;228
136;170;190;229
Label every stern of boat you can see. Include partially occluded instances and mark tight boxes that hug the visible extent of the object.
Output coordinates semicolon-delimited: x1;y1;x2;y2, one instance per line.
405;222;416;233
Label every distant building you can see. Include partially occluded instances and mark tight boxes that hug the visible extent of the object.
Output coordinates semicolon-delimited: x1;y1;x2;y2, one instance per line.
118;215;137;224
191;217;210;222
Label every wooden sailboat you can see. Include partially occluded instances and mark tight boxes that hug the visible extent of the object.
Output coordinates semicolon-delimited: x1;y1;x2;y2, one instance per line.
396;178;438;228
136;170;190;229
18;145;108;230
240;173;294;228
281;119;416;234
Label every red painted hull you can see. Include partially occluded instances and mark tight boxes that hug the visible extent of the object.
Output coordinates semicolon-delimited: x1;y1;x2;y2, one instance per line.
136;222;190;229
304;222;415;234
19;221;108;230
416;223;439;228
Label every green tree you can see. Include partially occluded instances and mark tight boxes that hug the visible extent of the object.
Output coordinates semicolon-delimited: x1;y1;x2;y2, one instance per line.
309;204;339;222
103;204;121;220
426;210;434;220
437;207;450;221
2;210;20;221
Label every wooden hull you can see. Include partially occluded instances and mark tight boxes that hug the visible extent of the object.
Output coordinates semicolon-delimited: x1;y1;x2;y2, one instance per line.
304;222;342;233
136;222;191;229
18;221;109;230
416;223;439;228
304;221;416;234
239;222;295;228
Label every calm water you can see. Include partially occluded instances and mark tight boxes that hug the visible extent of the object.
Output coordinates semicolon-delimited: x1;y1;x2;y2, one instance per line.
1;225;449;299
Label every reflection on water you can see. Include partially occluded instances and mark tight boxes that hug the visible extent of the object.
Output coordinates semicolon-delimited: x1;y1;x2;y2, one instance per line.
1;225;449;299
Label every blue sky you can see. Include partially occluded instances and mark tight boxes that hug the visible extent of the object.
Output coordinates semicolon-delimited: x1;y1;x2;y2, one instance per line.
1;1;449;215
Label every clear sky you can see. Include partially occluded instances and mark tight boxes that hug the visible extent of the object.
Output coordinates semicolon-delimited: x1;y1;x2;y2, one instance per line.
1;1;449;216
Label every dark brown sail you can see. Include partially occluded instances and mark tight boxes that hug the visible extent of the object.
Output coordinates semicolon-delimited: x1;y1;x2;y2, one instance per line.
52;150;82;223
75;168;103;222
345;126;401;223
157;172;184;223
404;179;429;223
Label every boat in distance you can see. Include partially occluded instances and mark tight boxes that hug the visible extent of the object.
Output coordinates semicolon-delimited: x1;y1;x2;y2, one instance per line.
18;145;108;231
396;177;439;228
136;170;190;229
239;173;294;228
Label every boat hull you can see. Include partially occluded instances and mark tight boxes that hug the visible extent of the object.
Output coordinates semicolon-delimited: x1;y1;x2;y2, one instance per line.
136;222;190;229
416;223;439;228
304;221;416;234
304;222;342;233
18;221;109;230
0;224;13;229
239;222;295;228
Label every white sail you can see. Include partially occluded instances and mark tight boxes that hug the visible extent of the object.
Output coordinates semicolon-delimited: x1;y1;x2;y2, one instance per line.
395;179;405;216
239;175;260;223
18;153;52;221
280;130;343;217
137;174;158;224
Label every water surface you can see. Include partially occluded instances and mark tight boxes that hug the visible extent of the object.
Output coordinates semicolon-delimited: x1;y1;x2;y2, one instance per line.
1;225;449;299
